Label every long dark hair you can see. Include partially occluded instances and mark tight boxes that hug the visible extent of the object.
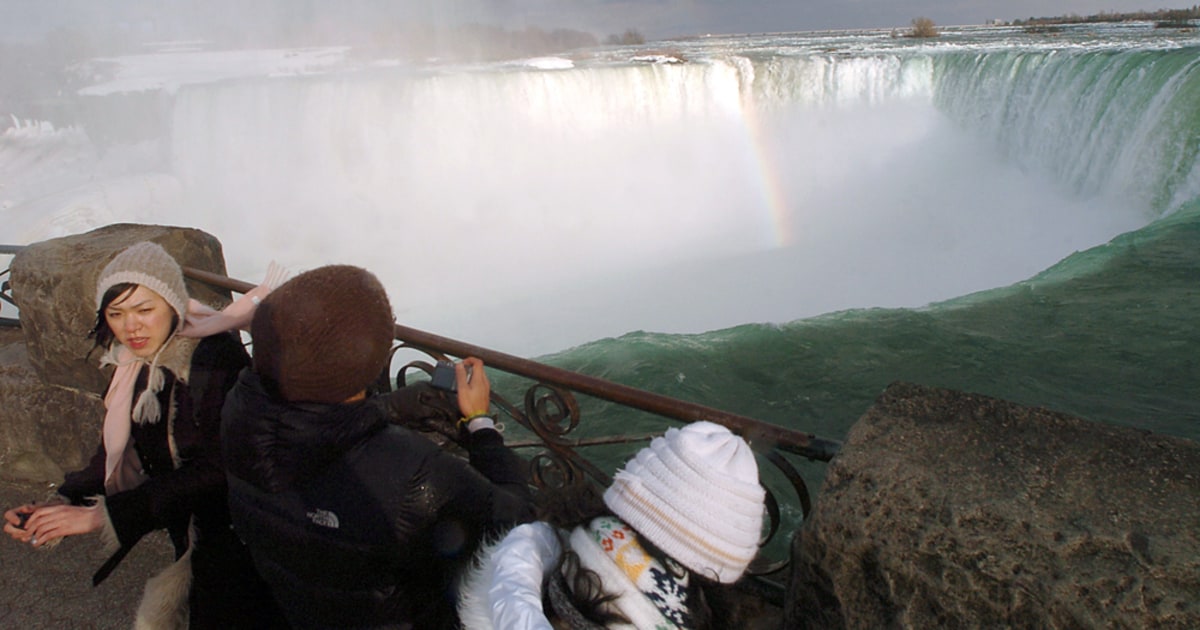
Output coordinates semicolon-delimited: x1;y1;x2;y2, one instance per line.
534;482;735;629
89;282;180;351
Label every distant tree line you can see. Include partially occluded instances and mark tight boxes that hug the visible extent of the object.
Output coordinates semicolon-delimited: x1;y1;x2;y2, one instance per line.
605;29;646;45
1011;5;1199;27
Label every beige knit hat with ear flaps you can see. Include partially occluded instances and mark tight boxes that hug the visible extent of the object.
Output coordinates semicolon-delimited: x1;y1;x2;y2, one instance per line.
95;241;189;320
250;265;395;404
603;420;766;584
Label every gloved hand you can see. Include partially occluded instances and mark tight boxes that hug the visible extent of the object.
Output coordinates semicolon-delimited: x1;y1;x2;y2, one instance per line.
380;382;463;442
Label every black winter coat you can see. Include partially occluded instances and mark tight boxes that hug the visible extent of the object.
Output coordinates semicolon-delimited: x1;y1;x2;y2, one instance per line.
221;368;534;629
59;332;283;629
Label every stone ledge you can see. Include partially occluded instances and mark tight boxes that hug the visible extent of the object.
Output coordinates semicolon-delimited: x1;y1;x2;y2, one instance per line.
786;381;1200;629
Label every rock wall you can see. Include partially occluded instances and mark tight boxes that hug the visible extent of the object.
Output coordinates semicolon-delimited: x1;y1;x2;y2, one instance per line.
786;382;1200;629
1;224;232;483
0;327;99;482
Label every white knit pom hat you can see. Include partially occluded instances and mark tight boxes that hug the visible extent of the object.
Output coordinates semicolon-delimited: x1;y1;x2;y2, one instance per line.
95;241;189;319
603;420;766;584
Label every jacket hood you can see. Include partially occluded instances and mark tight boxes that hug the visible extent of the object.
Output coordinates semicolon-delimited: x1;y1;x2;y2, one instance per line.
222;368;387;492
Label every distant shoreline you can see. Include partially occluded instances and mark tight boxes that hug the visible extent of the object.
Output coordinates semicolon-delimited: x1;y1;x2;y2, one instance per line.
1008;6;1198;27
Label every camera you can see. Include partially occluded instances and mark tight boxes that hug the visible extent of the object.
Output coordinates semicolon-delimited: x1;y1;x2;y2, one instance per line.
430;360;457;392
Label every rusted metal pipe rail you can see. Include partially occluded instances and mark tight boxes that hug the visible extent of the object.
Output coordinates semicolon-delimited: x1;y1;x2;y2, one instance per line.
184;266;841;461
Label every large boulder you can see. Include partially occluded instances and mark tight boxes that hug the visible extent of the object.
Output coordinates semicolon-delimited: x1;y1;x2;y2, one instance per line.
786;382;1200;629
0;326;99;482
1;224;233;483
9;223;232;395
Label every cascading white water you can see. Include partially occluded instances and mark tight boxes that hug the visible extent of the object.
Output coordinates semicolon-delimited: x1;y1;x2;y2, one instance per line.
170;62;773;311
933;47;1200;217
7;33;1169;356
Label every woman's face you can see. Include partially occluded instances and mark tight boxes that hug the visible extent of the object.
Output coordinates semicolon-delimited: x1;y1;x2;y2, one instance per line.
104;285;176;358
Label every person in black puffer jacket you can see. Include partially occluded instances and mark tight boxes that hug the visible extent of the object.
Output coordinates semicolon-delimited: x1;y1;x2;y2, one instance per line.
221;264;533;629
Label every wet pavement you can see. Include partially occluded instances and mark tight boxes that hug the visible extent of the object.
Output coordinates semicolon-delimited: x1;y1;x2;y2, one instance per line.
0;477;173;629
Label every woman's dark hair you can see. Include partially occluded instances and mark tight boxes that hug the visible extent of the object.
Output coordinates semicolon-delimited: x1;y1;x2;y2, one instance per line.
89;282;179;350
534;481;606;530
534;481;732;629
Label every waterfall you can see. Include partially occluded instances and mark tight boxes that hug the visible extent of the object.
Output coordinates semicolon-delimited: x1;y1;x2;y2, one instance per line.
933;47;1200;216
9;32;1188;356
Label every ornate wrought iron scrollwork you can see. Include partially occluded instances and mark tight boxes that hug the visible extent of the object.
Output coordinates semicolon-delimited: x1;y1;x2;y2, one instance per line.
392;345;612;497
388;341;815;582
497;381;608;491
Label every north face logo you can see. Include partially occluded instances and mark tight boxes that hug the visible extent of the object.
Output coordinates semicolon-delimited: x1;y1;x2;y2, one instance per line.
307;508;340;529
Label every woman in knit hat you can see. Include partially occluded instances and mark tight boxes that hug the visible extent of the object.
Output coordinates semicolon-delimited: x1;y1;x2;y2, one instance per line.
457;420;767;629
220;264;535;629
2;241;286;629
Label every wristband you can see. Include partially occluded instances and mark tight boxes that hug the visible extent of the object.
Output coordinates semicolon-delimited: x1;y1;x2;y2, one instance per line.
458;411;494;433
464;417;496;433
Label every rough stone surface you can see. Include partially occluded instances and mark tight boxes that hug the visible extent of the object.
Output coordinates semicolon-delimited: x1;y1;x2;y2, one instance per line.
2;224;232;484
8;223;232;395
785;381;1200;629
0;327;100;482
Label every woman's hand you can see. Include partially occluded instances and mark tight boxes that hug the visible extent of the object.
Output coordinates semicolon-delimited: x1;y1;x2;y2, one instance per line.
3;504;38;542
455;357;491;417
15;502;104;548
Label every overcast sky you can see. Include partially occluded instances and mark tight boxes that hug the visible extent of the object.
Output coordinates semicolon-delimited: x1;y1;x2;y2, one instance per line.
0;0;1183;44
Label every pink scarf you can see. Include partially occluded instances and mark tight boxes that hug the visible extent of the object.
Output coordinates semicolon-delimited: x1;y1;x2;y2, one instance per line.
101;263;288;492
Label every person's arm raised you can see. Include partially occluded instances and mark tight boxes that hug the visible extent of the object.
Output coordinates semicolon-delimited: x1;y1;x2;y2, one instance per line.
455;357;496;433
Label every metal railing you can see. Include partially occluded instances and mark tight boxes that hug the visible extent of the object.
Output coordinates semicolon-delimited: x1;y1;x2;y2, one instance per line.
1;245;22;328
183;267;840;582
2;245;841;586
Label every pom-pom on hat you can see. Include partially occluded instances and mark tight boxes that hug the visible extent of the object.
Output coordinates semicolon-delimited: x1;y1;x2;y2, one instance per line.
250;265;395;404
95;241;189;320
603;420;765;584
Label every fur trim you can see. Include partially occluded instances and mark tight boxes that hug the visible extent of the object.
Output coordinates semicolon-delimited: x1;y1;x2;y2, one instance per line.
92;495;121;554
458;522;561;630
458;533;503;630
154;335;196;386
166;393;182;471
100;335;198;428
134;536;193;630
101;335;193;477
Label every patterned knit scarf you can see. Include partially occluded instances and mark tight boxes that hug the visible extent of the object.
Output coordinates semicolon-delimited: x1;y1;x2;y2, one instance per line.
570;516;694;629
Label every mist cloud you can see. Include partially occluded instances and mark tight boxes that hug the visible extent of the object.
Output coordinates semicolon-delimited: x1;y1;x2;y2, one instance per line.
1;0;1174;45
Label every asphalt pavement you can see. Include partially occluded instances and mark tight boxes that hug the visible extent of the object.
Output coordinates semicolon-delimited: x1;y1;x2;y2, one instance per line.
0;477;173;629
